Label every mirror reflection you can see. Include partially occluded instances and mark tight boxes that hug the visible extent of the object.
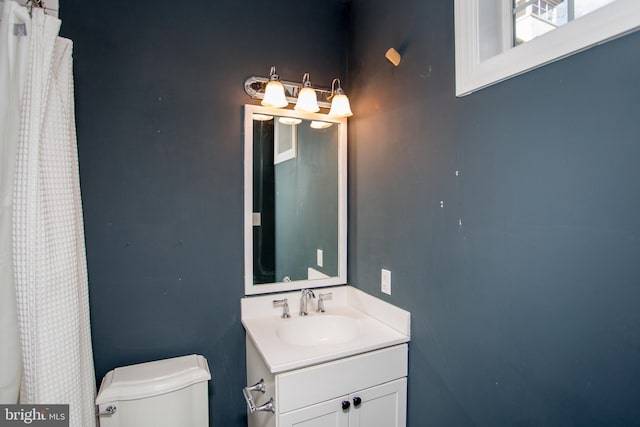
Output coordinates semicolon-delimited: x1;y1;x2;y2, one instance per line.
253;115;338;284
244;105;347;295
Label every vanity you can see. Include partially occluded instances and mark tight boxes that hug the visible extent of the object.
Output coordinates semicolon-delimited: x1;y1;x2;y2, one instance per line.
242;286;410;427
242;105;410;427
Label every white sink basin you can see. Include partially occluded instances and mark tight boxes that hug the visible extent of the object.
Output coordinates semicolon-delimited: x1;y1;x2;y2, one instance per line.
242;286;411;372
276;315;362;346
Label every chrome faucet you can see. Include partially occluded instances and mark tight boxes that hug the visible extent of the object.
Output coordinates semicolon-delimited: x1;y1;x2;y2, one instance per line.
299;289;316;316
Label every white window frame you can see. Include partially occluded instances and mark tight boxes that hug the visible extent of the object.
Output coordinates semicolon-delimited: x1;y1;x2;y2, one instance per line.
455;0;640;96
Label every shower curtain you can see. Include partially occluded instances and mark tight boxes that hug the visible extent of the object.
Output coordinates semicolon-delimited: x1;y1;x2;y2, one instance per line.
0;3;96;426
0;0;28;404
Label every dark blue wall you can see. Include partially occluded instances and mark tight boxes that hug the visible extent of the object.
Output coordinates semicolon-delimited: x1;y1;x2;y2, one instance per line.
59;1;347;425
348;0;640;426
59;0;640;425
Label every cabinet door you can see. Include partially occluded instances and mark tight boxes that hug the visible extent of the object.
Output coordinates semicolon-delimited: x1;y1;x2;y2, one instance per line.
348;378;407;427
279;396;349;427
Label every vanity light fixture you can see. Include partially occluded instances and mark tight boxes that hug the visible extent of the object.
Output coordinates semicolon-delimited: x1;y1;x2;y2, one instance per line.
294;73;320;113
244;68;352;116
328;79;353;118
261;66;288;108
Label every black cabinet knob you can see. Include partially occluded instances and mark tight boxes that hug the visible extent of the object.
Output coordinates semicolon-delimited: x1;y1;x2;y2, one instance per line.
341;400;351;410
353;396;362;407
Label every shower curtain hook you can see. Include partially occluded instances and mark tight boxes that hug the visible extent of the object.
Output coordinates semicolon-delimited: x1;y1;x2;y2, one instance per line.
26;0;46;17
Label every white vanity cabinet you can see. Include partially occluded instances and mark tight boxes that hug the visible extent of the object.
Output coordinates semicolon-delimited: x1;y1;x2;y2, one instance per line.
246;337;408;427
242;286;411;427
279;378;407;427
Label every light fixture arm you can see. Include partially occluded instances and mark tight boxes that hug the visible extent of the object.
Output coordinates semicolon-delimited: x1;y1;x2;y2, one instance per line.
302;73;312;88
268;66;279;81
330;78;346;98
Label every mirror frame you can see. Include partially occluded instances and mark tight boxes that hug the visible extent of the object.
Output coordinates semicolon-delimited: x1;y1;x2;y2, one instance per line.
244;104;348;295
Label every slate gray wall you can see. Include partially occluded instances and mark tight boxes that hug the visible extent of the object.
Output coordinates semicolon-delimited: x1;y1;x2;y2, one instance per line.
59;1;347;425
58;0;640;425
347;1;640;426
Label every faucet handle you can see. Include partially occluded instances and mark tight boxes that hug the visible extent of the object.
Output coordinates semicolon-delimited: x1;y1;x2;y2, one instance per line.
317;292;333;312
273;298;291;318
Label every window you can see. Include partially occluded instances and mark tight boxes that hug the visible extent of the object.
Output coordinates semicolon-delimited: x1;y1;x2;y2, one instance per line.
514;0;617;44
455;0;640;96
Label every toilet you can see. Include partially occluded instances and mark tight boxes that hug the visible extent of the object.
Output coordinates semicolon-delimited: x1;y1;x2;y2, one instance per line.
96;354;211;427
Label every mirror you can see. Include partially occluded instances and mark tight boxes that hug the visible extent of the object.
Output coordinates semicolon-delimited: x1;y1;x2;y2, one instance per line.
244;105;347;295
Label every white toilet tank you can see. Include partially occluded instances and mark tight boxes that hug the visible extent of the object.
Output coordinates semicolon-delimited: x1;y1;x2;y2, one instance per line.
96;354;211;427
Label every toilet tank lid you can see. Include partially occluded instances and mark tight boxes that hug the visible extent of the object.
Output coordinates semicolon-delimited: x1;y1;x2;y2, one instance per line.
96;354;211;404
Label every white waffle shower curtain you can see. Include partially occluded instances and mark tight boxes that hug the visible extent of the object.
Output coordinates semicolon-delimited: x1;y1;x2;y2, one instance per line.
0;0;28;404
0;3;96;426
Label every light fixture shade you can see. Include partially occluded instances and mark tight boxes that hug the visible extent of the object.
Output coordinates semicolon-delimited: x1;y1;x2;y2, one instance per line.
295;87;320;113
262;81;288;108
328;94;353;117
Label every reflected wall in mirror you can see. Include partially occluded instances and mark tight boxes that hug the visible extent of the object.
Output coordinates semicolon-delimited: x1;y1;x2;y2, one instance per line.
244;105;347;295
